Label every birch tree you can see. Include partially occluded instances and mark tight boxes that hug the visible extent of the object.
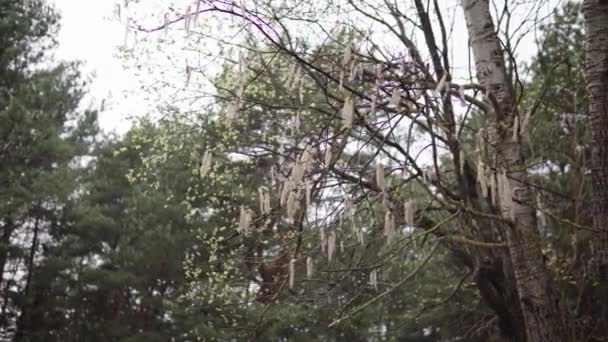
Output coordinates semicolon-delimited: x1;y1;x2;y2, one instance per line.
461;1;565;340
583;0;608;338
127;0;604;340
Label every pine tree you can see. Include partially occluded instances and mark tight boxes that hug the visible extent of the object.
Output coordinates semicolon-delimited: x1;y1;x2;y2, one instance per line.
0;0;98;338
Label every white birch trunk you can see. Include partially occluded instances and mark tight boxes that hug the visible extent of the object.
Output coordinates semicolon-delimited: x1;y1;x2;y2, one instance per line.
461;1;566;340
583;0;608;337
584;0;608;284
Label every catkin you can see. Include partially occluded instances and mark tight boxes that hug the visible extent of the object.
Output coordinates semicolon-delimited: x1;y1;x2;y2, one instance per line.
384;211;395;244
306;257;313;279
349;61;357;82
370;269;378;290
238;206;251;235
343;195;353;218
305;181;312;209
341;97;354;128
476;128;486;158
390;89;401;108
286;191;297;222
258;187;271;215
376;163;386;192
289;258;296;289
404;200;416;226
184;7;191;34
324;147;332;168
343;46;352;66
459;149;466;175
328;231;337;262
320;228;327;253
490;172;498;206
537;193;547;227
200;151;213;177
477;160;488;198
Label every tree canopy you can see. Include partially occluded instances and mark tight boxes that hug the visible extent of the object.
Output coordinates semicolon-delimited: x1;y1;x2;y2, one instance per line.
2;0;608;341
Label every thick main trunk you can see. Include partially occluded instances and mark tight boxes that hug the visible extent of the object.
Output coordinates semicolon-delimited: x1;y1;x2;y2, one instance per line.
476;253;526;342
583;0;608;338
461;1;566;340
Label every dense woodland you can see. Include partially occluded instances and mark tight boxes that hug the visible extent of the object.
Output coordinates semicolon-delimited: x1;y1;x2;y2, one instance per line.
1;0;608;341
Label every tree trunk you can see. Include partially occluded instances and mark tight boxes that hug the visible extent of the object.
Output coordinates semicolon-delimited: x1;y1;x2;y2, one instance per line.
583;0;608;338
476;253;526;341
13;217;40;342
461;0;566;340
0;220;14;290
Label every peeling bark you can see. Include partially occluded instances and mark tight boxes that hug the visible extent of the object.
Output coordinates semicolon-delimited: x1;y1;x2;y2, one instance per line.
583;0;608;338
461;0;566;340
584;0;608;285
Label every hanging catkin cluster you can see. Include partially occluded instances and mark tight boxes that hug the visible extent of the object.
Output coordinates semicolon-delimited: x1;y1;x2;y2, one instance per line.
286;64;302;92
305;180;312;208
306;257;313;279
356;227;364;245
199;151;213;177
280;146;315;222
285;185;298;223
184;5;192;35
343;195;354;221
292;111;301;135
258;187;271;215
343;45;353;66
490;171;499;206
224;54;249;127
404;200;416;226
238;206;252;235
476;128;487;159
424;166;435;183
521;110;532;142
324;142;332;168
289;258;296;289
349;60;363;83
384;211;396;244
537;193;548;227
185;63;192;87
225;100;240;127
477;160;490;198
341;96;355;128
328;231;337;262
163;13;170;37
338;45;354;93
320;228;327;253
376;163;386;192
370;269;378;290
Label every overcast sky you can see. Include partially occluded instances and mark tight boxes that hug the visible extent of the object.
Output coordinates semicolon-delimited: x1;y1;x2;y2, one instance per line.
48;0;558;134
50;0;148;134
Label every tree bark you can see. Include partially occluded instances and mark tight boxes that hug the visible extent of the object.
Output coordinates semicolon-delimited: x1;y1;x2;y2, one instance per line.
0;219;14;292
13;217;40;342
583;0;608;338
461;0;566;340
